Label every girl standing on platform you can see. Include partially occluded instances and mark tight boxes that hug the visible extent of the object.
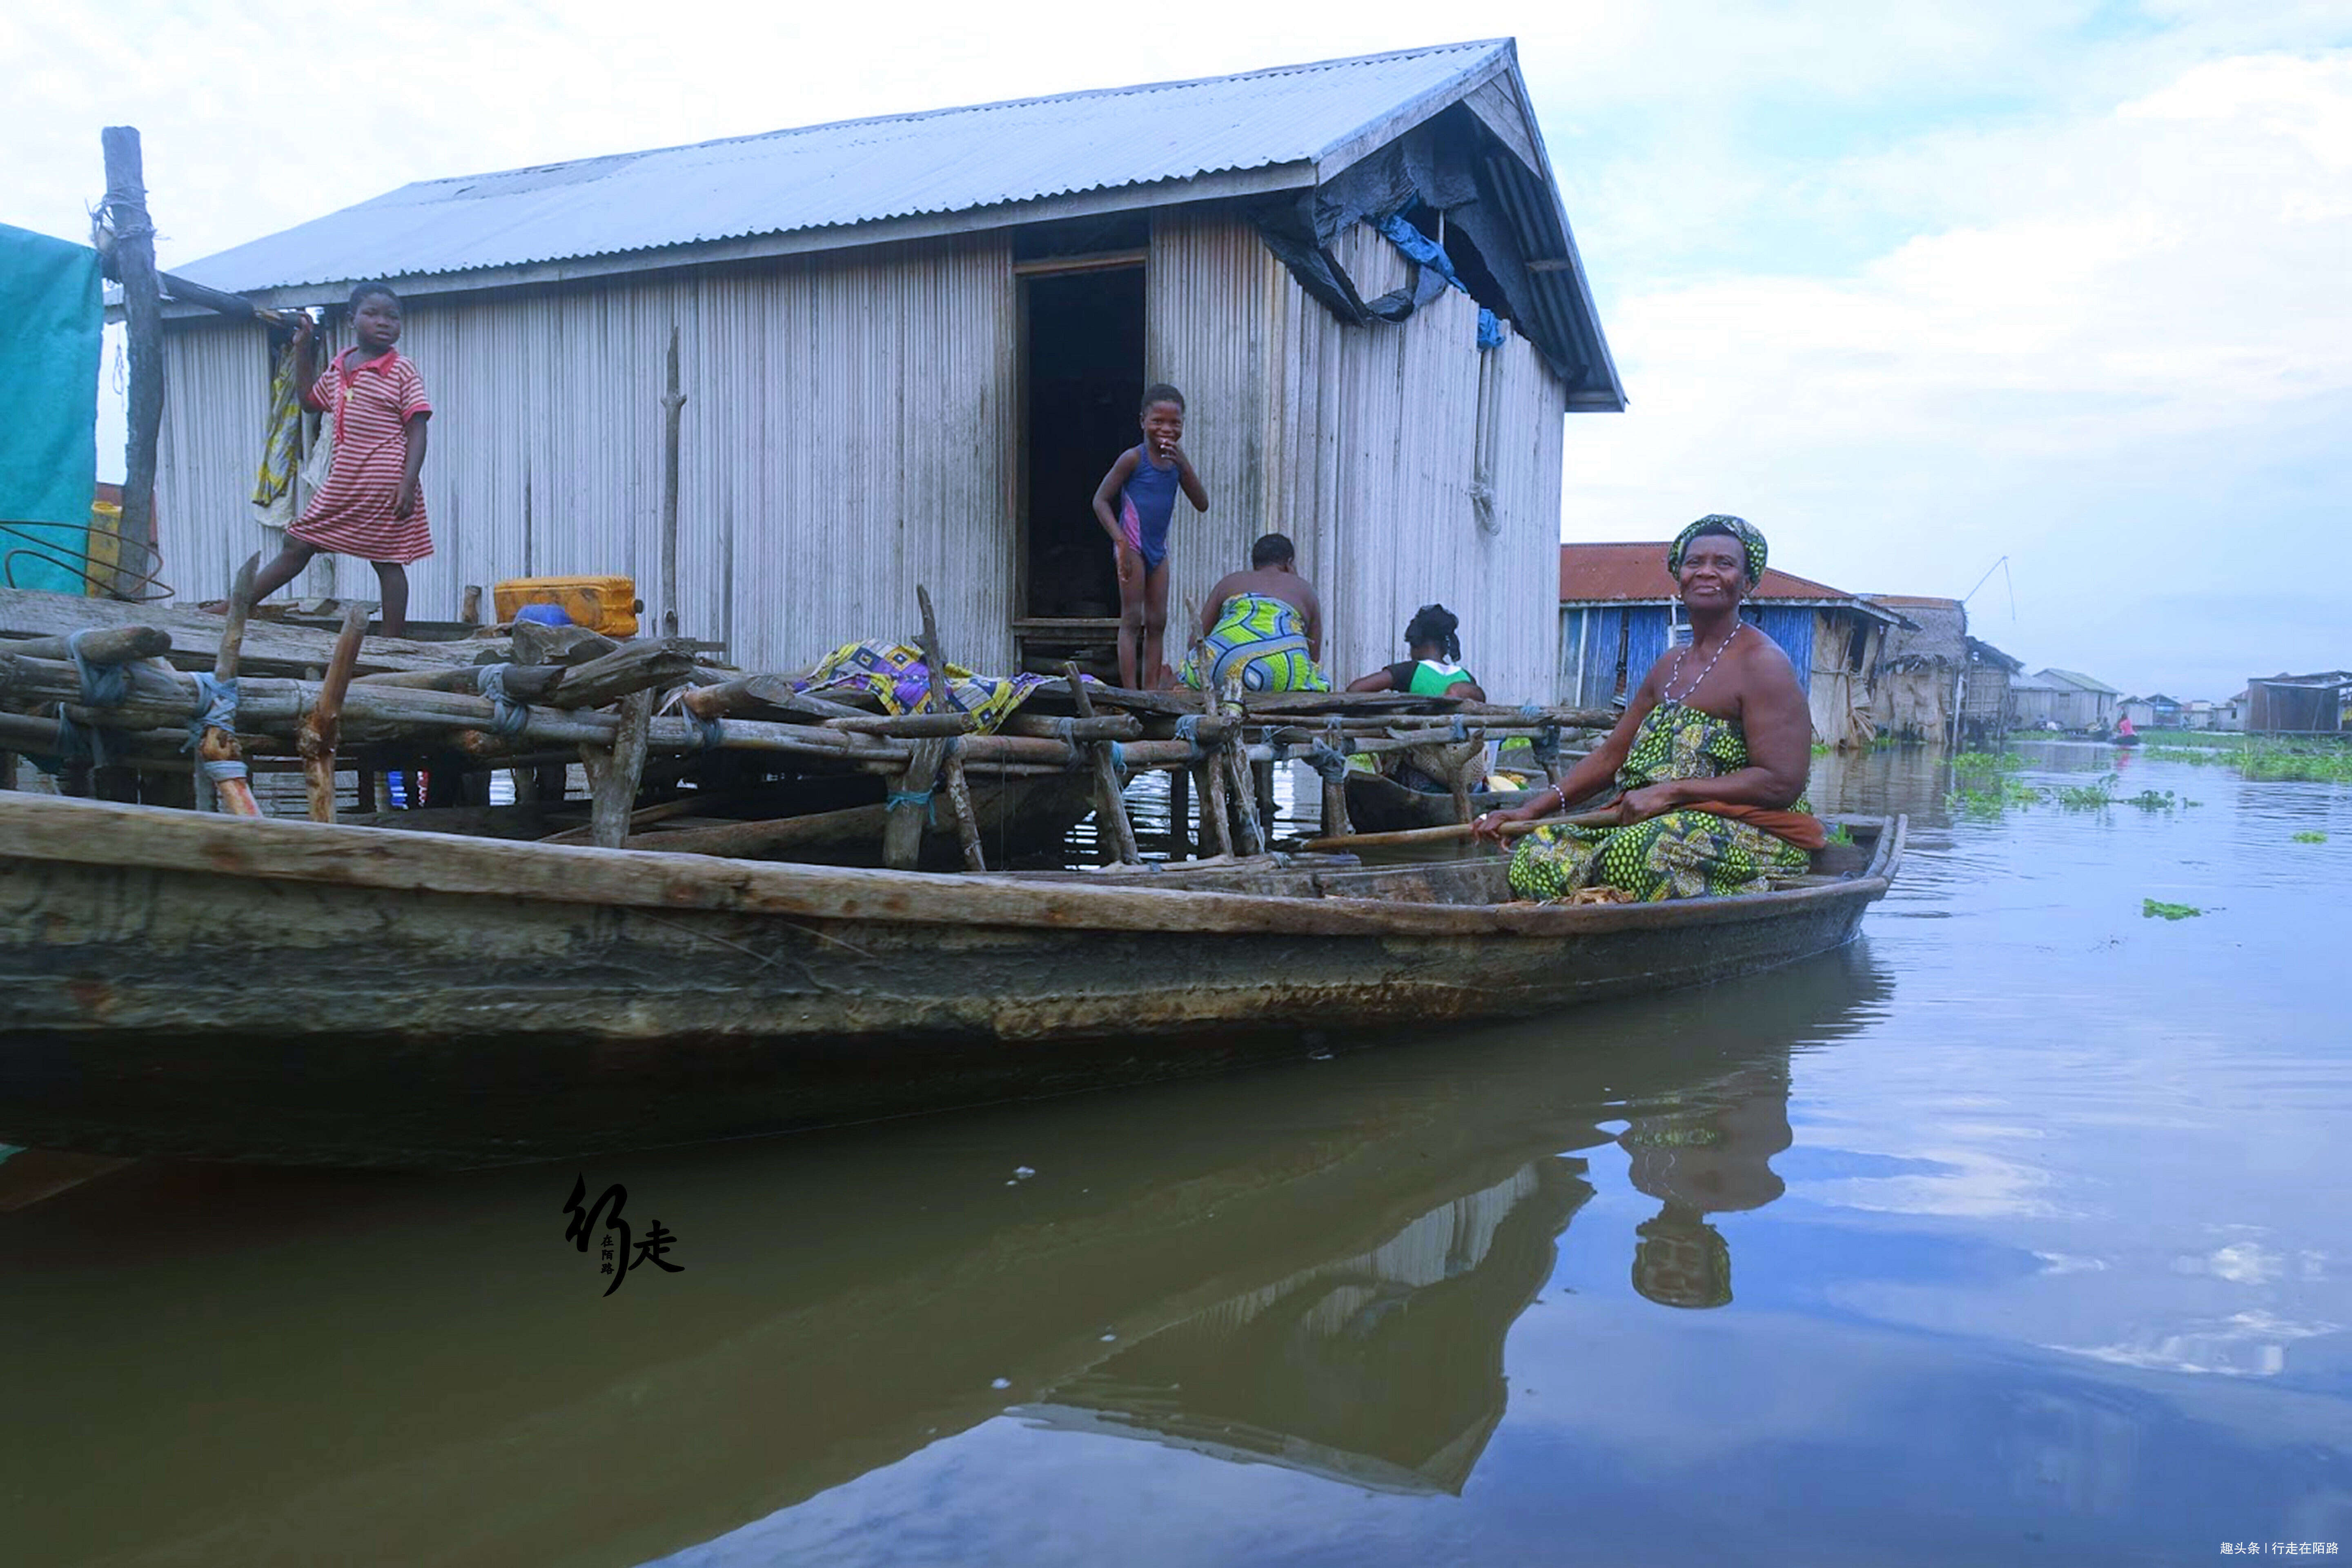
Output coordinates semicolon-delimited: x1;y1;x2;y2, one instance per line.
1090;383;1207;689
247;282;432;637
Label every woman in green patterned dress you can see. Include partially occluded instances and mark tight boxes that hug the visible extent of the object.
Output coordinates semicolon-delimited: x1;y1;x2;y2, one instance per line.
1470;516;1819;901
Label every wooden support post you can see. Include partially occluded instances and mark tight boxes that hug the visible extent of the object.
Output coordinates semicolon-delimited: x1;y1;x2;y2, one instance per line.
584;689;655;849
1065;661;1140;864
1219;693;1263;857
0;750;14;792
101;127;162;604
300;604;368;822
882;737;948;871
1253;756;1277;836
915;585;985;871
660;325;686;639
461;585;483;627
1169;766;1190;856
1197;756;1234;858
203;554;263;817
1322;774;1351;840
1447;738;1484;827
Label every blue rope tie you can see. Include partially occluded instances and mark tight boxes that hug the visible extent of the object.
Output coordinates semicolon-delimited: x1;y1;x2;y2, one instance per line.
1517;703;1543;722
1260;725;1292;763
1449;715;1470;743
1105;741;1129;780
1172;713;1205;763
184;673;239;754
29;703;107;775
1050;717;1086;770
200;757;249;784
1303;740;1350;784
689;711;726;751
1532;724;1563;769
886;787;937;825
474;663;532;737
66;629;129;706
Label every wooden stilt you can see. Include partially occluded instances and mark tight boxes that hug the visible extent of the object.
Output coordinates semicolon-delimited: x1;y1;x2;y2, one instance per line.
584;689;654;848
915;586;985;871
300;604;368;822
1064;662;1140;864
1169;766;1190;856
882;737;949;871
204;555;263;817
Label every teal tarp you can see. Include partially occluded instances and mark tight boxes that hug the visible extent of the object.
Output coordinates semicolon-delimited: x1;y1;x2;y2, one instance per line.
0;222;102;536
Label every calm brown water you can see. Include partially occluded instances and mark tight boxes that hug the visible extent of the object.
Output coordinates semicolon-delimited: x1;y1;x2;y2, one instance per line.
2;741;2346;1566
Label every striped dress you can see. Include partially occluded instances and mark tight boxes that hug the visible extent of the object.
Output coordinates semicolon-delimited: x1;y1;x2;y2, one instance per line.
292;348;433;563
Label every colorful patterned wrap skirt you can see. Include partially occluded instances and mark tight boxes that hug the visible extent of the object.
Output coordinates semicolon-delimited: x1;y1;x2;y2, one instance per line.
1177;594;1331;693
1507;699;1810;902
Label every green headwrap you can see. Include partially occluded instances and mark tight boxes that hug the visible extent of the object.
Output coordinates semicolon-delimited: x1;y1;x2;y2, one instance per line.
1667;514;1768;587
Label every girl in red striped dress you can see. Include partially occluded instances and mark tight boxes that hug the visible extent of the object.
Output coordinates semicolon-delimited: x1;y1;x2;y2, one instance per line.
247;283;432;635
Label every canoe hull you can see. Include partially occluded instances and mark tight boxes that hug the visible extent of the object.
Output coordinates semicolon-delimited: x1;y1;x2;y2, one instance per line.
0;795;1900;1167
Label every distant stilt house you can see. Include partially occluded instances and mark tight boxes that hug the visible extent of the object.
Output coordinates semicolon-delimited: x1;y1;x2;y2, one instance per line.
2012;668;2120;732
2120;693;2184;730
147;40;1623;699
2245;672;2352;735
1556;543;1904;748
1865;594;2028;748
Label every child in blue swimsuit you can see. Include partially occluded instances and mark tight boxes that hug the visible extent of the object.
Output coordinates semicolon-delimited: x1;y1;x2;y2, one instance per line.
1091;383;1208;688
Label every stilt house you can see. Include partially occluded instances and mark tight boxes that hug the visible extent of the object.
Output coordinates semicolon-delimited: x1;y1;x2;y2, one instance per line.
1864;594;2025;747
150;40;1621;699
1556;543;1903;748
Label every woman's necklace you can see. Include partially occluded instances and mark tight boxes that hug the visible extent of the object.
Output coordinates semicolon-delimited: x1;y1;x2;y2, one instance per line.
1662;621;1743;704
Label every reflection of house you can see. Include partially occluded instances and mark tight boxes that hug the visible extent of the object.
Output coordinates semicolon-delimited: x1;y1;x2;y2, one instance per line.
144;40;1623;696
1017;1158;1589;1496
1558;543;1903;748
2012;668;2120;731
1864;595;2025;748
2246;671;2352;735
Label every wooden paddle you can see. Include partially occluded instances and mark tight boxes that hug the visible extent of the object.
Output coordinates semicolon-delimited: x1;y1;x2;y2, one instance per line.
1297;807;1623;853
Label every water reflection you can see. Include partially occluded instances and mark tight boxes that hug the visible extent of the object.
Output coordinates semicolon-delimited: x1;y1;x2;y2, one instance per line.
1623;1054;1791;1309
0;943;1888;1568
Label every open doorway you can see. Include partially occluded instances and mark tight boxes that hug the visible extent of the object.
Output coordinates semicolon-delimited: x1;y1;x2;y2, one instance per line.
1019;263;1144;650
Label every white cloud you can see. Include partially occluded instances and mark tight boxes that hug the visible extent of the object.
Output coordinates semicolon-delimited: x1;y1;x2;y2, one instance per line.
1565;51;2352;693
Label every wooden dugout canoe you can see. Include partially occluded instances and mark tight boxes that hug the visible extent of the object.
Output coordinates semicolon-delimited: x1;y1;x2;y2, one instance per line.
0;791;1904;1167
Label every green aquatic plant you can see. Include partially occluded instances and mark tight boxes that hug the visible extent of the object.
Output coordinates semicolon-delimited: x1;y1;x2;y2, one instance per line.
1953;750;2027;774
1946;777;2050;817
1823;824;1855;845
2293;830;2328;844
2056;773;2122;809
2142;899;2203;920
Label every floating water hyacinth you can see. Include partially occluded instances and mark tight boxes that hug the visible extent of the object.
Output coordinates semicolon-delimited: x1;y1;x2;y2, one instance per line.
2142;899;2203;920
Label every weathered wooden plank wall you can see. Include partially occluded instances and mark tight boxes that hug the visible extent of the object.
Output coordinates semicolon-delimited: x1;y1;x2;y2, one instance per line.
155;235;1019;674
156;208;1569;696
1149;209;1569;705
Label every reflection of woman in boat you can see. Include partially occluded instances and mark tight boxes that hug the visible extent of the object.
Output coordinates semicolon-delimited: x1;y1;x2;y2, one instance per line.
1472;515;1821;901
1621;1057;1793;1309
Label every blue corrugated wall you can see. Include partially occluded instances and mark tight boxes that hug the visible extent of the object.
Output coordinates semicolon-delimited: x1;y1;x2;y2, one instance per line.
1563;604;1817;703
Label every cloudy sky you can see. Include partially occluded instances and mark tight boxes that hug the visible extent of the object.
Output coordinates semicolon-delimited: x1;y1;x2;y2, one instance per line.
8;1;2346;697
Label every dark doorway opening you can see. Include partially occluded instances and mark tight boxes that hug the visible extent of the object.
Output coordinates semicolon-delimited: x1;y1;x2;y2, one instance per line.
1021;265;1144;628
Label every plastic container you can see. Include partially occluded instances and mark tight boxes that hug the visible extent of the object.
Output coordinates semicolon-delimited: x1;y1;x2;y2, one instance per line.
493;575;639;637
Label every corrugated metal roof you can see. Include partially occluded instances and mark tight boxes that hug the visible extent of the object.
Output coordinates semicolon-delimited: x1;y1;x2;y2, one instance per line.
2036;667;2122;695
176;40;1513;293
1558;542;1878;608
